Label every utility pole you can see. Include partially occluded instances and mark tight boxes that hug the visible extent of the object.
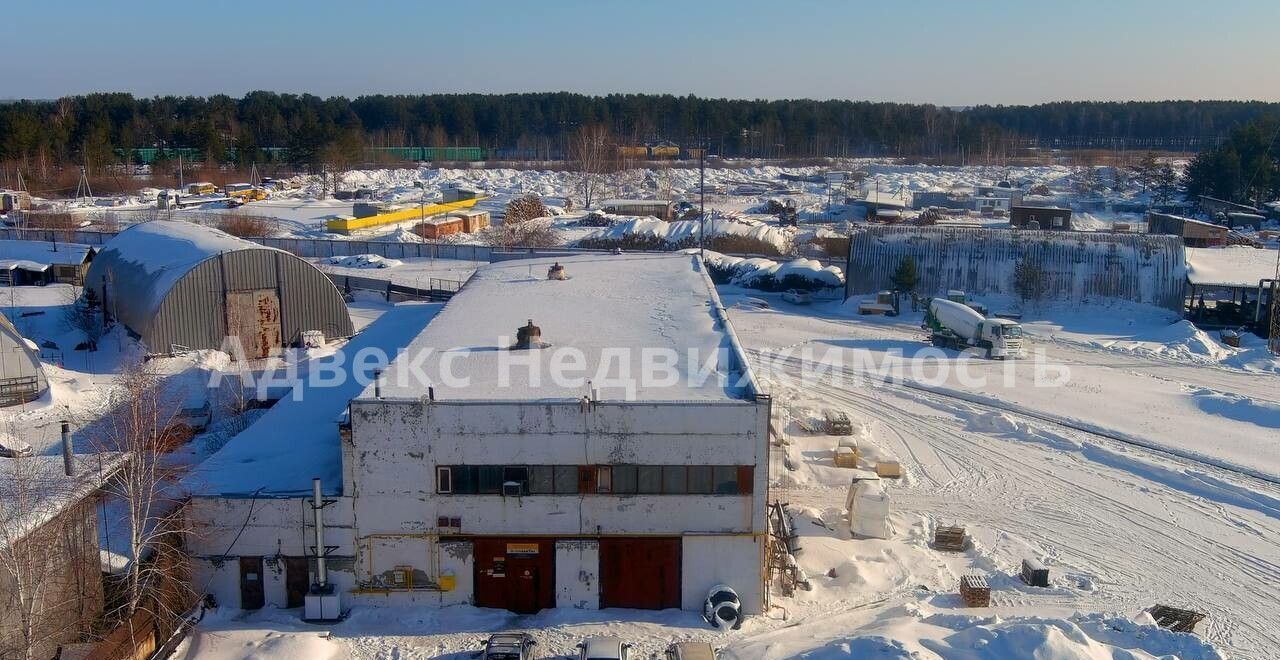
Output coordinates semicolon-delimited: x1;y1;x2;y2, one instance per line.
699;142;706;259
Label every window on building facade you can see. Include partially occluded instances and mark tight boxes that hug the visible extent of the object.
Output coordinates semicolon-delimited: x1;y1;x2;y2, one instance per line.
613;465;638;494
554;465;578;494
662;465;687;494
438;465;751;495
687;465;713;494
477;466;504;494
638;465;662;494
503;466;529;495
529;465;554;494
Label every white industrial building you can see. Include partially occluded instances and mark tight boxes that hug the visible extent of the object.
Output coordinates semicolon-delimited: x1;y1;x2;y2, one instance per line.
185;254;771;616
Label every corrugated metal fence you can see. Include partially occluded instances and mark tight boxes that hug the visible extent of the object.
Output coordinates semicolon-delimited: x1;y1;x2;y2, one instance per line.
845;226;1187;311
0;228;497;261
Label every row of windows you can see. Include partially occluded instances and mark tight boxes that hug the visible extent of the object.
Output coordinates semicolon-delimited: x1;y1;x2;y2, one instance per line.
435;465;754;496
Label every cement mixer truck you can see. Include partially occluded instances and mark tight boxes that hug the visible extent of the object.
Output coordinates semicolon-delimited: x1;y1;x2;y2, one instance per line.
924;298;1024;359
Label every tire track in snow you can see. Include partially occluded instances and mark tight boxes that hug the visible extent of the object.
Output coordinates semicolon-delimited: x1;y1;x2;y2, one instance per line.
756;353;1280;657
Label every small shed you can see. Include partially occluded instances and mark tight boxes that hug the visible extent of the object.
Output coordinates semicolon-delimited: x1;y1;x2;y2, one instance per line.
600;199;675;221
1010;206;1072;231
86;221;353;357
0;312;47;406
412;215;464;240
1147;213;1227;248
1183;246;1278;333
451;209;491;233
0;240;96;286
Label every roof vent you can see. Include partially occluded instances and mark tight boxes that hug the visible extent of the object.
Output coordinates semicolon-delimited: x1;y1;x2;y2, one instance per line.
513;319;547;350
547;262;567;280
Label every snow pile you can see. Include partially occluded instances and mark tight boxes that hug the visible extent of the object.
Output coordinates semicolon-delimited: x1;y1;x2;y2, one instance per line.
727;606;1224;659
325;254;404;269
1132;320;1231;361
698;250;844;291
580;215;794;254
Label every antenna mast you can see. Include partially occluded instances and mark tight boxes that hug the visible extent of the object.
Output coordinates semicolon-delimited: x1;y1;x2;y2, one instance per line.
74;166;94;206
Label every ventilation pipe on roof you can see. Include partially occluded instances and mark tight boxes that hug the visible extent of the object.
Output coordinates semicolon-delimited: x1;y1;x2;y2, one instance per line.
60;421;73;477
514;319;544;349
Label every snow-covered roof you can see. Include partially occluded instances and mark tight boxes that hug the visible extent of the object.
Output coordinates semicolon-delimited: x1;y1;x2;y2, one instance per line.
0;453;126;550
0;240;93;267
1185;246;1278;287
186;303;442;497
373;254;750;402
84;220;283;335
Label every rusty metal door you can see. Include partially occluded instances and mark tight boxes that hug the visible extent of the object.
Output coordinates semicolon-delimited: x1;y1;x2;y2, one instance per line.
239;556;265;610
226;289;282;359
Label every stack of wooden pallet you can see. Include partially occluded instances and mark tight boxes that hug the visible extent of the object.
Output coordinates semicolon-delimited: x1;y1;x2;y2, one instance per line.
959;575;990;607
933;525;968;552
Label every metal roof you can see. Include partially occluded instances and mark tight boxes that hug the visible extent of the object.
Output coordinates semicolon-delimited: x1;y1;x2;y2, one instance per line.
85;220;353;352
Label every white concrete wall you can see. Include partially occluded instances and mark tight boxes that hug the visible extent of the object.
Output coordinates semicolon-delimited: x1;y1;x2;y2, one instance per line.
346;399;770;540
438;540;474;606
555;540;599;609
681;535;765;614
186;496;355;558
191;557;356;610
187;495;358;610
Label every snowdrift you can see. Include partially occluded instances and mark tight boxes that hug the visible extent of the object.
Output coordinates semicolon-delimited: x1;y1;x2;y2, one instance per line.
578;215;794;255
695;249;844;292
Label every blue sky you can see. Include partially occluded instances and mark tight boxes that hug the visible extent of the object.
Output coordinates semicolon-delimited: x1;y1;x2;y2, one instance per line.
2;0;1276;104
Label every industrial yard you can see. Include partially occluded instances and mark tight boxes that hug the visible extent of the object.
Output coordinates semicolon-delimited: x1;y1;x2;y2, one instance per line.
3;5;1280;654
0;156;1275;659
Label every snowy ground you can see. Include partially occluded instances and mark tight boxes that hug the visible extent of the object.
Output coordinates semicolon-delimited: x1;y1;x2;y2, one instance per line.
166;285;1275;659
68;161;1218;252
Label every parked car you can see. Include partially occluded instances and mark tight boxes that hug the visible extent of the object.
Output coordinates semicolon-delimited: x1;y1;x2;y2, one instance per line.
173;393;213;433
480;632;536;660
736;297;770;310
781;289;813;305
665;642;717;660
159;392;212;450
576;636;632;660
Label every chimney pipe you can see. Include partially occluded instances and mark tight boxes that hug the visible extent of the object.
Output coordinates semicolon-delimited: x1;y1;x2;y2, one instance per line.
60;422;73;476
373;369;382;399
428;386;435;401
312;478;328;588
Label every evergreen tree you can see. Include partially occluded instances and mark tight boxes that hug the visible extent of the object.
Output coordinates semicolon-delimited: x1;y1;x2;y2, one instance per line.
1013;258;1047;308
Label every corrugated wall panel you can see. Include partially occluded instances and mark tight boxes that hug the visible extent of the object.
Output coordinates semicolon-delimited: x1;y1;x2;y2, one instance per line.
275;252;355;345
147;251;353;354
845;227;1187;311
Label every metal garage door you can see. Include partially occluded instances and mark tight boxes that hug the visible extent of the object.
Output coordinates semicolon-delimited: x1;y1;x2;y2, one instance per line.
599;538;681;610
473;538;556;614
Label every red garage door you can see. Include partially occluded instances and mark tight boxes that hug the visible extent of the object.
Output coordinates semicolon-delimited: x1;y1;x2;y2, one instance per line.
599;538;681;610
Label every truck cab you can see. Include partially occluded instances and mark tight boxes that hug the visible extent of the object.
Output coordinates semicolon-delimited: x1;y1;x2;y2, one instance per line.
978;318;1023;358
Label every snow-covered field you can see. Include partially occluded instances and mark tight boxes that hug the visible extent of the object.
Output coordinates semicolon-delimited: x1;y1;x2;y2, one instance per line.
64;161;1221;253
12;160;1278;658
164;284;1275;659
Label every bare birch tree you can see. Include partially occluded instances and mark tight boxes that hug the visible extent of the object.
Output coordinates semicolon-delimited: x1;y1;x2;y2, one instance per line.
569;123;613;209
88;362;196;645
